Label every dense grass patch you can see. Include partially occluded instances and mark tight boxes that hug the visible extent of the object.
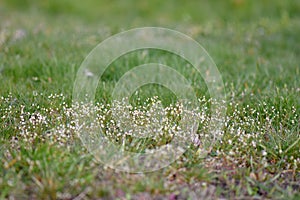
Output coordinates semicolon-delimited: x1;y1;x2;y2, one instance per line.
0;0;299;199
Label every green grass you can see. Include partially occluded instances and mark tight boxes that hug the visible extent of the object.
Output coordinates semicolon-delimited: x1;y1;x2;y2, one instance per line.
0;0;299;199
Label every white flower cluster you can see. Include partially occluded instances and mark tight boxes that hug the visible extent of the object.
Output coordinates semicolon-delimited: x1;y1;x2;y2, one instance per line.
0;93;299;169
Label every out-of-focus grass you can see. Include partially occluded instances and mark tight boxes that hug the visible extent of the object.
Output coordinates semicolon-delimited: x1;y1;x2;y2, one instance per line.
2;0;300;25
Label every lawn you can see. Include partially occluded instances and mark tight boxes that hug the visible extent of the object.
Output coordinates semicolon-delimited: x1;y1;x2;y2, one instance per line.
0;0;299;199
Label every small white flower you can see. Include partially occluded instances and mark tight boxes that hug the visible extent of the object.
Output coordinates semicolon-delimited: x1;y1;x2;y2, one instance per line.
262;150;267;156
84;69;94;77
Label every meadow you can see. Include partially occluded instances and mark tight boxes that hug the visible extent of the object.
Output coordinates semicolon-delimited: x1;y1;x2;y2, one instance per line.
0;0;299;199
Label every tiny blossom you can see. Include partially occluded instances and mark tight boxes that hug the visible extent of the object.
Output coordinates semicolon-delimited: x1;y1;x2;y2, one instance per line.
262;150;267;156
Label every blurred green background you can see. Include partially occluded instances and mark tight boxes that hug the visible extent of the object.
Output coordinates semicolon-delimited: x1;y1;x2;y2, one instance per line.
0;0;299;101
1;0;300;26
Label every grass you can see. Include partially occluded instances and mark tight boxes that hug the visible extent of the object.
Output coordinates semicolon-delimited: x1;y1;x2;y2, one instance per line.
0;0;299;199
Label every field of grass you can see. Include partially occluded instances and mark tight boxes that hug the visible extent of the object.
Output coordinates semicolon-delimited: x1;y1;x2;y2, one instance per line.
0;0;299;199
